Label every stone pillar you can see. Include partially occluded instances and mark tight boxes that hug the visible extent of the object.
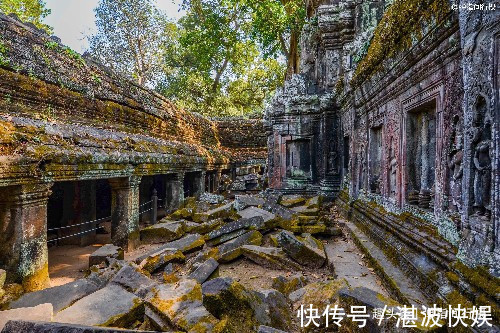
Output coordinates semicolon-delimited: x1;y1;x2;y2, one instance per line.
215;170;222;194
195;171;206;198
108;176;141;252
165;173;184;213
0;182;52;291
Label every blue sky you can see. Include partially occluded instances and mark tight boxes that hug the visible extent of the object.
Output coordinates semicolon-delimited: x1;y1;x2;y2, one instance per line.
43;0;184;53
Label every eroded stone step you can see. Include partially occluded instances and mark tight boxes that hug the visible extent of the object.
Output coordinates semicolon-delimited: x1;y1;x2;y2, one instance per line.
343;220;429;307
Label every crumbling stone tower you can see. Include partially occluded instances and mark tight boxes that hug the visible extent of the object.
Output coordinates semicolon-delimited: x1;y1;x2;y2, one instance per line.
267;0;499;280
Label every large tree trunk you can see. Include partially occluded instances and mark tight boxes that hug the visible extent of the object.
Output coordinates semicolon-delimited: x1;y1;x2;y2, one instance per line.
285;29;300;80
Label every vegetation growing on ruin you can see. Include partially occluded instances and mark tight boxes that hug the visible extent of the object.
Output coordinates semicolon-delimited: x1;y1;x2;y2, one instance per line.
0;40;9;67
0;0;52;33
351;0;451;87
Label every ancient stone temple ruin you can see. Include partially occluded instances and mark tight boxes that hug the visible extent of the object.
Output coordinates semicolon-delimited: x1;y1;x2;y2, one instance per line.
0;0;499;332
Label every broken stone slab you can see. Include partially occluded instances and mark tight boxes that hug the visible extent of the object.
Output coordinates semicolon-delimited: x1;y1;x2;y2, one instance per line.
241;245;302;271
110;265;157;297
262;201;295;221
207;229;247;247
88;244;124;268
271;274;308;296
171;207;195;221
1;320;161;333
54;284;143;328
217;230;263;263
290;280;348;311
188;258;219;284
138;248;185;274
194;201;237;223
258;325;288;333
0;270;5;290
206;216;265;241
338;287;403;332
139;234;206;262
0;303;53;331
305;196;322;208
200;192;225;204
9;279;100;313
185;218;223;235
254;289;291;330
291;205;320;216
234;195;265;211
146;279;220;332
140;221;186;244
239;206;276;223
86;258;126;288
299;233;325;252
202;277;270;331
276;230;326;268
280;196;306;208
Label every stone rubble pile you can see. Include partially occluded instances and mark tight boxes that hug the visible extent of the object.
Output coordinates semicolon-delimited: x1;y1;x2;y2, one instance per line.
0;193;401;333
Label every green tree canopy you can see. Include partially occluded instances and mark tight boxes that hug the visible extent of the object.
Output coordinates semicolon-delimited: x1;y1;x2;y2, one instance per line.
157;0;284;117
0;0;52;33
88;0;173;86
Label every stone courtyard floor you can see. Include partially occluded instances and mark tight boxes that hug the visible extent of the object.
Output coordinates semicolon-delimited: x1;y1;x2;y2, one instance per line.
0;193;420;333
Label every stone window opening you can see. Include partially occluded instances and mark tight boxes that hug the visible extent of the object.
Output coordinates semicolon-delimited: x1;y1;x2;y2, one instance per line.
369;126;383;194
285;138;313;180
405;100;437;210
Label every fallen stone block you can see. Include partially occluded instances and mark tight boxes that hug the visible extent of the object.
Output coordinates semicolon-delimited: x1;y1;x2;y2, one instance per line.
254;289;291;330
138;248;185;273
271;274;308;296
241;245;302;271
200;192;225;204
9;279;100;313
234;195;265;211
280;196;306;208
262;201;295;220
338;287;403;332
146;279;220;332
0;270;5;290
140;221;185;244
185;218;223;235
305;196;322;208
1;320;158;333
207;229;247;247
0;303;52;331
147;233;205;258
239;206;276;223
276;230;326;268
291;206;320;216
202;277;269;332
195;201;237;222
290;280;348;310
188;258;219;284
88;244;124;268
86;258;125;288
206;216;265;241
54;284;143;328
171;207;195;220
110;265;157;297
299;233;325;252
217;230;263;262
258;325;288;333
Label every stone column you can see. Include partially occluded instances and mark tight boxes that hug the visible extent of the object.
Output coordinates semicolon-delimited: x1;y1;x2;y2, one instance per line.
165;173;184;213
215;170;222;194
108;176;141;252
0;182;52;291
195;171;206;198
